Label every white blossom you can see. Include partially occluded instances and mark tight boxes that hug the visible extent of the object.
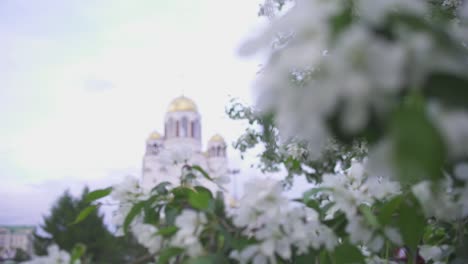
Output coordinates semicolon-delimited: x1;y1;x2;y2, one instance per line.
419;244;450;263
110;176;149;235
357;0;427;24
430;108;468;159
321;162;401;251
384;227;403;246
24;245;75;264
442;0;462;8
243;0;468;159
231;178;337;264
459;185;468;217
171;210;207;257
454;162;468;181
366;255;398;264
132;223;163;254
111;175;148;203
461;0;468;19
412;180;459;221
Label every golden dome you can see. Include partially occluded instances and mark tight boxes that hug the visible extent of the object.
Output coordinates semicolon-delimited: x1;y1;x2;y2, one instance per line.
209;134;225;143
148;131;162;140
167;96;198;113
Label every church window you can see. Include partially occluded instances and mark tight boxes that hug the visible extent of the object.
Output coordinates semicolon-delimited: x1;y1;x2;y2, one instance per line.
176;121;180;137
193;120;200;140
168;118;174;138
181;117;188;137
191;121;195;138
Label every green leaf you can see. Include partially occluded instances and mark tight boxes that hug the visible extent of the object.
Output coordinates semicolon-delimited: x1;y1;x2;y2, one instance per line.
319;250;331;264
424;73;468;110
185;254;217;264
323;212;348;237
377;195;403;225
329;0;354;39
391;93;445;184
194;186;213;198
397;197;425;253
172;187;194;200
298;198;320;212
358;204;380;229
123;201;145;234
144;201;161;225
295;250;317;264
157;247;184;264
189;189;212;210
333;243;364;264
70;205;98;225
214;191;226;216
84;187;112;203
302;187;329;203
164;204;181;226
151;181;171;195
192;165;213;181
218;222;233;251
231;236;257;251
70;243;86;263
319;202;336;220
157;226;179;238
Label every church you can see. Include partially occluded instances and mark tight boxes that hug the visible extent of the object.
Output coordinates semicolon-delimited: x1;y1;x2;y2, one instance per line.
141;96;230;193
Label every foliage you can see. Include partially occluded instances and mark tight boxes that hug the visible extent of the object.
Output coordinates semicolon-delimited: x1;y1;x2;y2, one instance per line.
33;187;146;263
226;99;368;185
27;0;468;264
13;248;31;262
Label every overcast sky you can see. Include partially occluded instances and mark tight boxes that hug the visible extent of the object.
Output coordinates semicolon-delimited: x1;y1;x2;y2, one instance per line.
0;0;310;226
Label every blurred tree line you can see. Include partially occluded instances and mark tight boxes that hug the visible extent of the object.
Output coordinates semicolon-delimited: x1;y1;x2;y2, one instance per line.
33;187;147;263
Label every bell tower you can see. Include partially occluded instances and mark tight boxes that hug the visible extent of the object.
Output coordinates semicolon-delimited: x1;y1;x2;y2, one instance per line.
164;96;202;152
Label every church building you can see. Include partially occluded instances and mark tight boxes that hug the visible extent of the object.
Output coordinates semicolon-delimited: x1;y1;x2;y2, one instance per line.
141;96;229;192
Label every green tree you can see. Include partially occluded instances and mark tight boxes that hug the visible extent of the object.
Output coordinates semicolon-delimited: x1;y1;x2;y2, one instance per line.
13;248;31;262
33;187;146;263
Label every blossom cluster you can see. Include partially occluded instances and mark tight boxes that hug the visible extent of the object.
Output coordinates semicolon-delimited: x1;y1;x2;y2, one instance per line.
242;0;468;160
412;163;468;221
321;162;402;251
171;210;207;257
24;245;76;264
24;2;468;263
239;2;468;261
230;178;337;263
109;178;208;259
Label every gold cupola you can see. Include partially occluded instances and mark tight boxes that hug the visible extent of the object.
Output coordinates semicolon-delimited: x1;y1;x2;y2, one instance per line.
167;96;198;113
148;131;162;140
209;134;225;143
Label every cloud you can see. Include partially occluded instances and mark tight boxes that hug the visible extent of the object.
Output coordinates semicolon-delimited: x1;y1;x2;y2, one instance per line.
0;168;136;226
1;0;264;226
84;78;115;92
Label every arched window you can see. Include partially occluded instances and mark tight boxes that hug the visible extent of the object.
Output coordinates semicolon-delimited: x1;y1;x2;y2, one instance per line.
181;117;188;137
193;120;200;140
217;146;222;157
165;122;168;138
176;121;180;137
167;118;174;138
191;121;195;138
210;147;215;157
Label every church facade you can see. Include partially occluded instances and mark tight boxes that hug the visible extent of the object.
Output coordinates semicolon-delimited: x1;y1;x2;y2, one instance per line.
141;96;229;193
